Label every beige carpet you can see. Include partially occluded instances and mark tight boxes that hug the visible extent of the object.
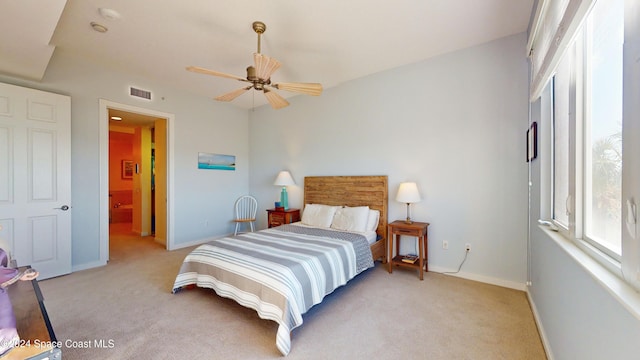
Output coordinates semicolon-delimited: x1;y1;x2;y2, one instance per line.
37;223;546;359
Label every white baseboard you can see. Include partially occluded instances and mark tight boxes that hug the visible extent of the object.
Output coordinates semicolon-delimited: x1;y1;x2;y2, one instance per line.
428;265;527;291
526;289;554;360
72;260;107;273
72;234;232;271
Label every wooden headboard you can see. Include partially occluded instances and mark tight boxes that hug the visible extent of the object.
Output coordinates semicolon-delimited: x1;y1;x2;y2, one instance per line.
303;176;388;238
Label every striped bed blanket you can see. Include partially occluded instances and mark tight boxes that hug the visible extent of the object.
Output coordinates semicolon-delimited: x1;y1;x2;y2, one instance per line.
172;224;374;356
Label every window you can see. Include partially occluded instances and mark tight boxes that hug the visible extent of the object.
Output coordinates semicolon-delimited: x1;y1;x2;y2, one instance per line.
551;0;624;262
583;0;623;258
536;0;640;292
552;55;572;230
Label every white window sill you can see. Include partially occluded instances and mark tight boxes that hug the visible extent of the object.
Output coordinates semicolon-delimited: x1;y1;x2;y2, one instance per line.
539;225;640;320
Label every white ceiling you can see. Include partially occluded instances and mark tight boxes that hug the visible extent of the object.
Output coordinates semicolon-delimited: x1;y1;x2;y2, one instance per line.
0;0;534;110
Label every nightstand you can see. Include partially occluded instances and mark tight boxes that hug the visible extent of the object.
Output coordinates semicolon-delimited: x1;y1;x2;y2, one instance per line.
267;208;301;228
388;220;430;280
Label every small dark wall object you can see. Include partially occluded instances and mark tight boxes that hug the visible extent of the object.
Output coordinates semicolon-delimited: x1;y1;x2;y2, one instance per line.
527;122;538;162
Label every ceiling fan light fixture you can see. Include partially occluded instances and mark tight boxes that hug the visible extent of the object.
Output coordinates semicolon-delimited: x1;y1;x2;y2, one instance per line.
246;66;258;81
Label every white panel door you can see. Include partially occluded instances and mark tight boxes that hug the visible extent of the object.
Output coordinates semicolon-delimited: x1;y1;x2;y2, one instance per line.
0;82;71;279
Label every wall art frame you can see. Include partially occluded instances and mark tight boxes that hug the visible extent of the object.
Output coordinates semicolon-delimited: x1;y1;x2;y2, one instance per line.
122;160;134;179
526;122;538;162
198;152;236;171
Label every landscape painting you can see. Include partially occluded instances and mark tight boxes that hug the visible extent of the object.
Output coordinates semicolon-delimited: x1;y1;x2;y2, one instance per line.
198;152;236;171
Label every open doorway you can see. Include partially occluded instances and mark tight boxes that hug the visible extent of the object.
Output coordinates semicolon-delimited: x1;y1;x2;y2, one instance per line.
107;110;156;235
99;100;174;265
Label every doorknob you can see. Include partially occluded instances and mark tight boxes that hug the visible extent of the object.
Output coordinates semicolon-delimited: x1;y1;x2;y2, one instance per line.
54;205;70;211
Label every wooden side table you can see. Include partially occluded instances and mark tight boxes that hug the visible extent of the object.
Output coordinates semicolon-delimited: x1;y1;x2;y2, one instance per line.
388;220;430;280
267;208;301;228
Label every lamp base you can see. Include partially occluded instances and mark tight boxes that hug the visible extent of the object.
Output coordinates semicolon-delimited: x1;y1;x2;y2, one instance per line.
404;203;413;224
280;188;289;210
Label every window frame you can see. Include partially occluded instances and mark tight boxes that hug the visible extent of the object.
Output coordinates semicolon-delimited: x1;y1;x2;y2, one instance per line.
548;0;627;277
550;42;578;240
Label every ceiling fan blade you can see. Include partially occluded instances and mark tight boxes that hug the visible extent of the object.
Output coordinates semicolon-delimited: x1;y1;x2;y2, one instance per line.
254;53;281;80
263;89;289;109
272;82;323;96
186;66;247;82
214;86;252;102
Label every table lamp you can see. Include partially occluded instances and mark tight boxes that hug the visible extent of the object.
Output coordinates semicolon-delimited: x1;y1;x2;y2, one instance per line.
396;182;422;224
273;171;295;210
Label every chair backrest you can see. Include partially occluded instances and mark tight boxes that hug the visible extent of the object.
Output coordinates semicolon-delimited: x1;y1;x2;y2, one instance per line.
235;195;258;220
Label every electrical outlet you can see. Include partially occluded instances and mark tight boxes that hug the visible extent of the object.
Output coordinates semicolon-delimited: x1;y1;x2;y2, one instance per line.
442;240;449;250
465;243;471;252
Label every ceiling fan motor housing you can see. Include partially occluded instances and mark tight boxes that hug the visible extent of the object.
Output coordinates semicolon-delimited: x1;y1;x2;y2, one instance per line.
246;66;257;81
246;66;270;90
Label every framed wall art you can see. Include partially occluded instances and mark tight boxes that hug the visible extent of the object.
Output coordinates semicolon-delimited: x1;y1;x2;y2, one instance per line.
198;152;236;171
122;160;134;179
526;122;537;162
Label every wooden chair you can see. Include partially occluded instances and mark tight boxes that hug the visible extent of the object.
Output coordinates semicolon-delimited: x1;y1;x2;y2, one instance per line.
233;195;258;235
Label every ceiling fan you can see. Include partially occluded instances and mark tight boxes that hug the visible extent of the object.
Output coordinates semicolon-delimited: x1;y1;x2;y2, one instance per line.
187;21;323;109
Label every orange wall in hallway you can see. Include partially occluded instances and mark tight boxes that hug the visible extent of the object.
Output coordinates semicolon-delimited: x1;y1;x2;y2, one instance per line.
109;130;134;191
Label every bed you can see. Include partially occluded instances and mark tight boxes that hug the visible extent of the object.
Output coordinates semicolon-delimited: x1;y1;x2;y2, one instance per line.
172;175;388;355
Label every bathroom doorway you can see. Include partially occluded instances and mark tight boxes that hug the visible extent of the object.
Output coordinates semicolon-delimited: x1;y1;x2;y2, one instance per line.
103;103;171;261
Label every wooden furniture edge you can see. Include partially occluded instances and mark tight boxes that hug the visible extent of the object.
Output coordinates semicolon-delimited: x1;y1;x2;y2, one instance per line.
4;266;61;359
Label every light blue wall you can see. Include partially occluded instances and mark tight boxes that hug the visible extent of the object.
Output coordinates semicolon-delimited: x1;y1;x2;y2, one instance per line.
0;49;250;270
248;33;530;288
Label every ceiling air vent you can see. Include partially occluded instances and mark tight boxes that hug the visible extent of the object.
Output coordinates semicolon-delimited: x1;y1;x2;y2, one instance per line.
129;87;152;100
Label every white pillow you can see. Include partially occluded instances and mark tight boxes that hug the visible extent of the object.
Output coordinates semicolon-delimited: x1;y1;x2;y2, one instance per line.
366;209;380;232
331;206;370;233
301;204;340;228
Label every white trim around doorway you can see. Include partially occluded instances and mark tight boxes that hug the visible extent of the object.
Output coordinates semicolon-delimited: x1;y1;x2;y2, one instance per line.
99;99;176;265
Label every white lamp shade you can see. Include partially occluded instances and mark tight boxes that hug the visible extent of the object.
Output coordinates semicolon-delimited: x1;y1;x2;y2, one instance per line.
396;182;421;203
274;171;295;186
